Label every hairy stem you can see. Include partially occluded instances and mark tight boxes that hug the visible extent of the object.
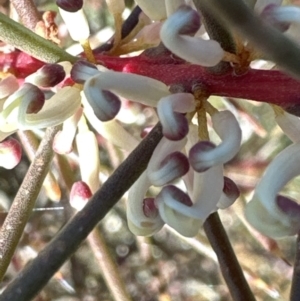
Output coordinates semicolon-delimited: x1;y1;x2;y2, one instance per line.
0;126;60;280
0;12;76;63
10;0;40;31
200;0;300;79
18;130;61;201
0;123;163;301
204;212;256;301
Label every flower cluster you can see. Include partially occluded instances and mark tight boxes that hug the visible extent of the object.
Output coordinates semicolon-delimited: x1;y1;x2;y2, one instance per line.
66;4;242;236
1;0;300;241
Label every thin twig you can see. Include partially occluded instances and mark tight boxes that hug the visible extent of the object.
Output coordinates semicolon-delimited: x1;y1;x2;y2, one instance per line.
88;228;132;301
55;151;132;301
290;232;300;300
0;126;61;280
200;0;300;79
94;5;142;53
203;212;256;301
18;130;61;201
0;12;76;63
0;123;163;301
10;0;40;31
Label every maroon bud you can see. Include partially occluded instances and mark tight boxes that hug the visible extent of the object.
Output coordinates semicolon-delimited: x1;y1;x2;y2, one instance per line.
0;137;22;169
143;198;158;218
70;181;92;211
177;5;201;35
31;64;66;87
24;85;45;114
276;195;300;218
223;177;240;200
56;0;83;12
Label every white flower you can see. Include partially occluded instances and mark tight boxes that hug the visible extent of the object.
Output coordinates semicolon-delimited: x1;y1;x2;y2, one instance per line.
127;112;241;237
245;142;300;238
160;5;224;67
189;110;242;172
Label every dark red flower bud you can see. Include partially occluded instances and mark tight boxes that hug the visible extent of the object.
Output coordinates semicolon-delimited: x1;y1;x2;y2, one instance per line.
56;0;83;12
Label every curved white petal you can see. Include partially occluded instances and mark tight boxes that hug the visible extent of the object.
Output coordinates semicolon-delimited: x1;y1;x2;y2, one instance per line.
82;93;140;152
249;142;300;224
162;165;223;220
59;8;90;41
270;6;300;24
275;111;300;142
165;0;186;16
158;202;202;237
85;71;170;107
245;196;300;238
18;86;81;129
134;0;167;20
160;6;224;66
127;172;164;236
147;137;187;185
189;110;242;171
76;129;100;193
53;107;83;154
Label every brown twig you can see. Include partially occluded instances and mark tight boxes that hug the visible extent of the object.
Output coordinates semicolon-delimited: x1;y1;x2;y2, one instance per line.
88;228;133;301
0;126;60;280
10;0;40;31
290;232;300;301
204;212;256;301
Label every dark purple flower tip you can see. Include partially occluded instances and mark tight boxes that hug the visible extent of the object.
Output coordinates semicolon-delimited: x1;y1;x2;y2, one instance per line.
26;64;66;87
71;60;98;84
23;84;45;114
177;5;201;35
37;64;66;87
189;141;216;172
223;177;240;200
158;185;193;207
86;87;121;121
159;151;190;178
143;198;159;218
162;113;189;141
276;195;300;218
56;0;83;12
148;151;190;186
217;176;240;209
282;103;300;117
261;4;290;32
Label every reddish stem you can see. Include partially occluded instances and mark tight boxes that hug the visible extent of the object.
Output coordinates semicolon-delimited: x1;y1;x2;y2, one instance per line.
1;51;300;112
